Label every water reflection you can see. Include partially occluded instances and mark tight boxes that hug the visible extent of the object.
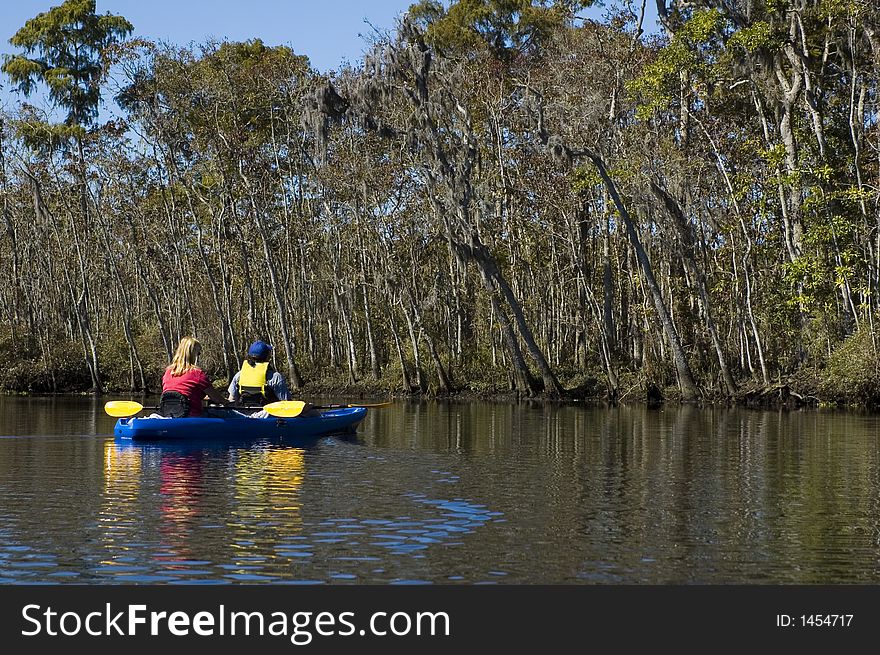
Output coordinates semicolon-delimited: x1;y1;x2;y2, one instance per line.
1;399;880;583
88;437;506;583
157;452;204;565
225;446;306;581
96;441;144;579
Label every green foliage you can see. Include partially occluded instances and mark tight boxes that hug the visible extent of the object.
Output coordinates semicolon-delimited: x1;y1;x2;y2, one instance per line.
2;0;132;127
629;9;725;118
8;111;85;154
570;164;600;194
119;39;310;170
759;143;786;168
821;329;880;406
0;339;91;393
0;0;878;407
570;163;635;212
409;0;594;60
727;21;773;53
682;8;725;42
782;255;834;312
834;185;876;204
818;0;863;20
765;0;794;14
554;364;602;398
802;212;855;246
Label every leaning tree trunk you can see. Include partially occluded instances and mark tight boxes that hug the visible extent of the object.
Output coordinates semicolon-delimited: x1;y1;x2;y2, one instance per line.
471;253;537;394
441;214;549;395
471;238;564;396
651;181;736;396
585;149;699;401
386;295;414;391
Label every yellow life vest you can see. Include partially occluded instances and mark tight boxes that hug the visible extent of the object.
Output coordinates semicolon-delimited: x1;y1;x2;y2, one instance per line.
239;361;269;398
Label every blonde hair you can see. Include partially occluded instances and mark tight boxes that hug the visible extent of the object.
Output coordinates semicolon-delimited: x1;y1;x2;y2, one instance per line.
168;336;201;376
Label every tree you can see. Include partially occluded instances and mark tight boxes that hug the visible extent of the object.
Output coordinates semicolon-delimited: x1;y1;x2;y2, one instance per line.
3;0;132;128
410;0;595;60
2;0;132;393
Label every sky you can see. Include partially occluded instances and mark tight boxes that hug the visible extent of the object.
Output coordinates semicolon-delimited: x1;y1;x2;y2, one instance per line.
1;1;418;74
0;0;660;117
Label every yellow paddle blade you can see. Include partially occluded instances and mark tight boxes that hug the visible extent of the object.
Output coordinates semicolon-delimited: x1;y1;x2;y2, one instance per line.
262;400;307;418
104;400;145;417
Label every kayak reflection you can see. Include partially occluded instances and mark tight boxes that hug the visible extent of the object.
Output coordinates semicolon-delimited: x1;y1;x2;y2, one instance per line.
225;447;306;580
98;439;312;582
97;440;144;576
156;451;205;565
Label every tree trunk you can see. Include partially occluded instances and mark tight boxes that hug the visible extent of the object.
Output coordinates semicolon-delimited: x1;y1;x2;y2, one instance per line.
387;298;414;391
584;150;700;401
651;181;736;396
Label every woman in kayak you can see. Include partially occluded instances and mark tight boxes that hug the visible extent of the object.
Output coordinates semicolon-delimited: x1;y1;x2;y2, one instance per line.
160;336;230;417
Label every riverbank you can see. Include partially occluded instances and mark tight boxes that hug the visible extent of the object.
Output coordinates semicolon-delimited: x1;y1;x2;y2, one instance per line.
2;372;873;412
1;335;876;410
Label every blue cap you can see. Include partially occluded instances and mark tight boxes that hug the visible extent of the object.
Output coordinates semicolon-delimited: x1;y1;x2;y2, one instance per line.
247;340;273;359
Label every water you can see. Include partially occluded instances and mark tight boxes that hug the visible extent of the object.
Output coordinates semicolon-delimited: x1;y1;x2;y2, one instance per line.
1;395;879;584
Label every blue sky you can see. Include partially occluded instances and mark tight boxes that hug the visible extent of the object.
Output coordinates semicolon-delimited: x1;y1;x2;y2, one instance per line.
0;1;418;115
2;1;417;73
1;1;659;116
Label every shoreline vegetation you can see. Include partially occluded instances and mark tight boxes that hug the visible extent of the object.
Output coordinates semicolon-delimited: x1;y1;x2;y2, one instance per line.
0;368;865;411
2;2;880;411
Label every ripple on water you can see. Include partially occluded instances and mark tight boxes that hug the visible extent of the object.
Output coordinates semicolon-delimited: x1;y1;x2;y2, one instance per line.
11;400;876;584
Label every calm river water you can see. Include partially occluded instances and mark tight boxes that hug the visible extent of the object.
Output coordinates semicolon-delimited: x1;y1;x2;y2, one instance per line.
1;395;879;584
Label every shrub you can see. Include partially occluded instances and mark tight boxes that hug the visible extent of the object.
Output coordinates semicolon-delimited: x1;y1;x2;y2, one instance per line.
820;329;880;406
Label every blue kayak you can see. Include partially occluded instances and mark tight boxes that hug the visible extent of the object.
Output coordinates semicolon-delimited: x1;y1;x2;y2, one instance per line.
114;406;367;441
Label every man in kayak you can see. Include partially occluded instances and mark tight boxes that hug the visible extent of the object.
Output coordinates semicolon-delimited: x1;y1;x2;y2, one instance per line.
228;340;291;412
160;337;230;417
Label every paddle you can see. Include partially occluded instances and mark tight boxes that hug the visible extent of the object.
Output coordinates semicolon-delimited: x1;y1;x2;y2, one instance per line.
105;400;158;417
104;400;305;418
259;400;307;417
105;399;389;419
318;402;392;409
261;400;392;417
